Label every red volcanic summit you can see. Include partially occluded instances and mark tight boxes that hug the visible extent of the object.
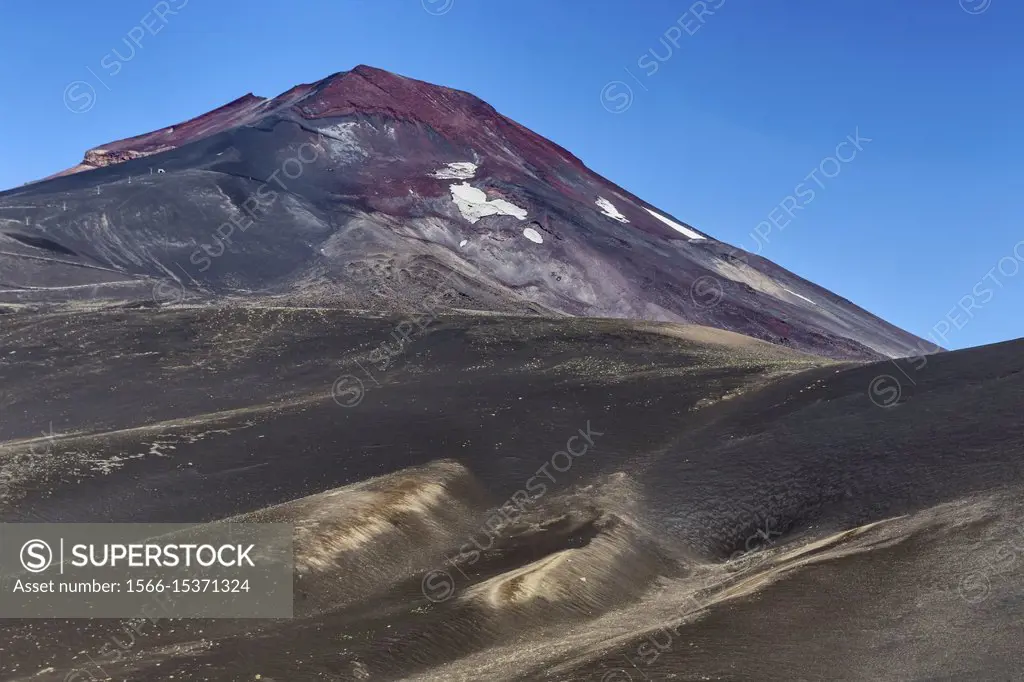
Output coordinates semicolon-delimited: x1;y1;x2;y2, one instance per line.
55;66;585;179
3;65;932;361
52;93;270;178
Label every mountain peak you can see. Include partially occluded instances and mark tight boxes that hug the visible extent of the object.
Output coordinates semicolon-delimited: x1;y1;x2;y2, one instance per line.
51;65;587;181
295;63;496;124
5;67;932;361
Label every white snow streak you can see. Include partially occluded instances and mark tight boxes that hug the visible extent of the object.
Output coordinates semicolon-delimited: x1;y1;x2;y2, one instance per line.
643;207;705;240
783;288;817;305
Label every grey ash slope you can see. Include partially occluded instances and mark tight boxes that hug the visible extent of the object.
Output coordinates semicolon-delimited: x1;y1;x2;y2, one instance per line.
0;307;1021;680
0;65;928;361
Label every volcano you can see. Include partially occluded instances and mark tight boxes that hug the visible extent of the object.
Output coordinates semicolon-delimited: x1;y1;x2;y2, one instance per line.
6;67;1016;682
0;65;929;361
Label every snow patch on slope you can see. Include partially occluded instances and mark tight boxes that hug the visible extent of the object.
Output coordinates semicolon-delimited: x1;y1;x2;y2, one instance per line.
317;122;368;163
596;197;629;223
644;208;705;240
449;183;528;223
431;162;478;180
783;288;817;305
523;227;543;244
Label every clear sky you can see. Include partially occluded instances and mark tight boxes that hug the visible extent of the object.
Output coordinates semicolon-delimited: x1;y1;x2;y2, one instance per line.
1;0;1021;350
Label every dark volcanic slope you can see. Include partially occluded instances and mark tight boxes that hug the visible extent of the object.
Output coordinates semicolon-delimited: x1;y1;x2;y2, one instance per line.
1;305;1022;681
0;65;928;361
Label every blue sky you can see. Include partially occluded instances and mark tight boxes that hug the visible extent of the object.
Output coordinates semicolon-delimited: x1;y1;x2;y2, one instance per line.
1;0;1021;349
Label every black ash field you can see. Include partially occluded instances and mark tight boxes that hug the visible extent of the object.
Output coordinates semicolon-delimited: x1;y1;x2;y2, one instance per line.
1;305;1023;680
